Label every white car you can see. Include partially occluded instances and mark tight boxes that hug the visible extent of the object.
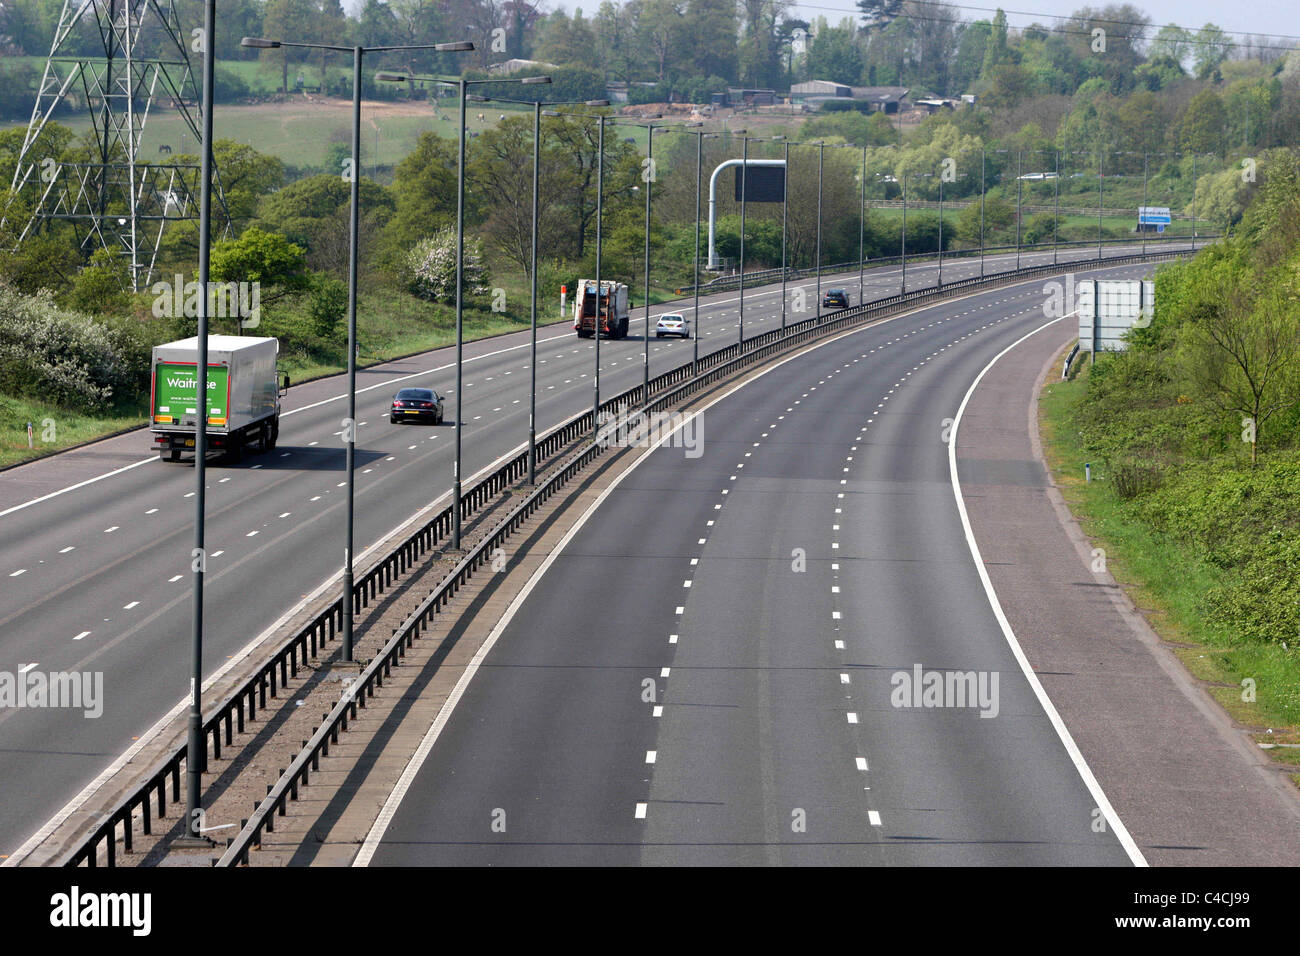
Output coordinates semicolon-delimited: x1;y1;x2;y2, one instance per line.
656;313;690;338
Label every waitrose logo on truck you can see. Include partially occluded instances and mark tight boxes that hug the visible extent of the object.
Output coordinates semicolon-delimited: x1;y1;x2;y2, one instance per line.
152;363;230;426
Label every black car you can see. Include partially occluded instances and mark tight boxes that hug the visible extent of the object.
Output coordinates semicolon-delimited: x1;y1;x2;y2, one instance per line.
823;289;850;309
390;387;444;424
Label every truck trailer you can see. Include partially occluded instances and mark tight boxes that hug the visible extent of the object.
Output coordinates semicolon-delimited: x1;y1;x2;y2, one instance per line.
573;279;630;338
150;335;286;462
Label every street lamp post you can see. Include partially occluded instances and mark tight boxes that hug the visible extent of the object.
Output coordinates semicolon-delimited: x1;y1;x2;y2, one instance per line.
859;144;866;305
938;171;944;287
1098;148;1104;260
1141;152;1148;257
781;138;789;330
680;128;731;371
1016;149;1023;272
378;70;550;545
815;142;824;314
530;100;540;483
739;134;747;347
980;148;986;278
248;36;473;653
901;168;907;294
181;0;216;846
1054;149;1060;265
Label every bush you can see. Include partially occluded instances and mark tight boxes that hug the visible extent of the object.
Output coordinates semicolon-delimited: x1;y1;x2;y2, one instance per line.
404;229;490;304
0;285;149;412
307;273;347;342
1109;457;1163;499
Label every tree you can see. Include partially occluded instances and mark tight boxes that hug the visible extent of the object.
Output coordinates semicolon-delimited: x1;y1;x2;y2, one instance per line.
1193;23;1232;80
261;0;323;93
1175;88;1228;156
1149;23;1192;68
855;0;904;33
1191;165;1254;231
738;0;789;89
383;133;459;254
1178;271;1299;465
805;20;864;84
257;173;394;273
210;227;309;297
686;0;739;83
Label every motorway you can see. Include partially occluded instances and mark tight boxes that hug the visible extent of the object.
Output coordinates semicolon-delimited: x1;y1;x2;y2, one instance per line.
0;243;1179;859
361;262;1156;865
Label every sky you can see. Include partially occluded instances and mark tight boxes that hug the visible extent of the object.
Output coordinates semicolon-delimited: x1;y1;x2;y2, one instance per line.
792;0;1299;44
339;1;1299;53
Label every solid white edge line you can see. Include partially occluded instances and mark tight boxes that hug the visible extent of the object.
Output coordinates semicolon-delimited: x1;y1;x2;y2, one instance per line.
1;438;531;867
947;310;1148;868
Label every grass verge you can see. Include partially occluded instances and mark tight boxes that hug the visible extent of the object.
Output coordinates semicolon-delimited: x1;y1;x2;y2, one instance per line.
1038;348;1300;777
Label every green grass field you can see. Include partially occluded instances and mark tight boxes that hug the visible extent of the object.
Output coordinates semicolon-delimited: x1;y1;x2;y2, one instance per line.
2;93;527;170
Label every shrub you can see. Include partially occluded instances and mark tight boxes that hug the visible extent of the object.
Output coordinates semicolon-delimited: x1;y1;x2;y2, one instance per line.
404;229;490;304
0;285;149;412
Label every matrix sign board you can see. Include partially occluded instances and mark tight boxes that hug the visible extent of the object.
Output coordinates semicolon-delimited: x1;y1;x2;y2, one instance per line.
734;165;786;203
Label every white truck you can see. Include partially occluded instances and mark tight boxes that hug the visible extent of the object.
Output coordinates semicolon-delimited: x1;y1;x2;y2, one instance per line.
573;279;630;339
150;335;287;462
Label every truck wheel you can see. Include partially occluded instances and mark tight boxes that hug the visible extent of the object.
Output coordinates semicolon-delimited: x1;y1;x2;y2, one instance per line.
256;425;269;454
228;435;243;464
164;449;180;462
268;421;279;450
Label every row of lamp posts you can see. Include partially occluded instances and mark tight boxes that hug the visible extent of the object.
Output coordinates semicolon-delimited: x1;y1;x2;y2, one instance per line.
184;11;1194;840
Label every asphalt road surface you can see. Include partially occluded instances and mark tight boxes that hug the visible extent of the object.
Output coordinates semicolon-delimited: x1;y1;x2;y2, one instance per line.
363;262;1157;865
0;244;1180;858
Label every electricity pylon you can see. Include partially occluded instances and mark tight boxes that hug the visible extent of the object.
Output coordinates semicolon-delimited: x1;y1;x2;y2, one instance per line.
5;0;227;291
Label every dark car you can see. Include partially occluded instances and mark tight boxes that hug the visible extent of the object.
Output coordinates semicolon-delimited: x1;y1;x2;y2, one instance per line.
390;387;444;424
823;289;850;309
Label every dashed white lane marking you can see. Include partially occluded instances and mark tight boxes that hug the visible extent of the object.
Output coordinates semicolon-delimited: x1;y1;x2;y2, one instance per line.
635;803;648;819
146;508;159;514
211;550;223;557
123;602;138;610
669;634;679;644
72;632;89;641
840;673;851;684
868;810;882;827
246;531;258;537
645;751;657;764
653;705;663;717
103;526;118;533
59;546;75;553
856;757;869;771
835;640;845;650
168;575;182;583
660;667;671;677
8;569;25;577
847;712;859;724
19;662;38;673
